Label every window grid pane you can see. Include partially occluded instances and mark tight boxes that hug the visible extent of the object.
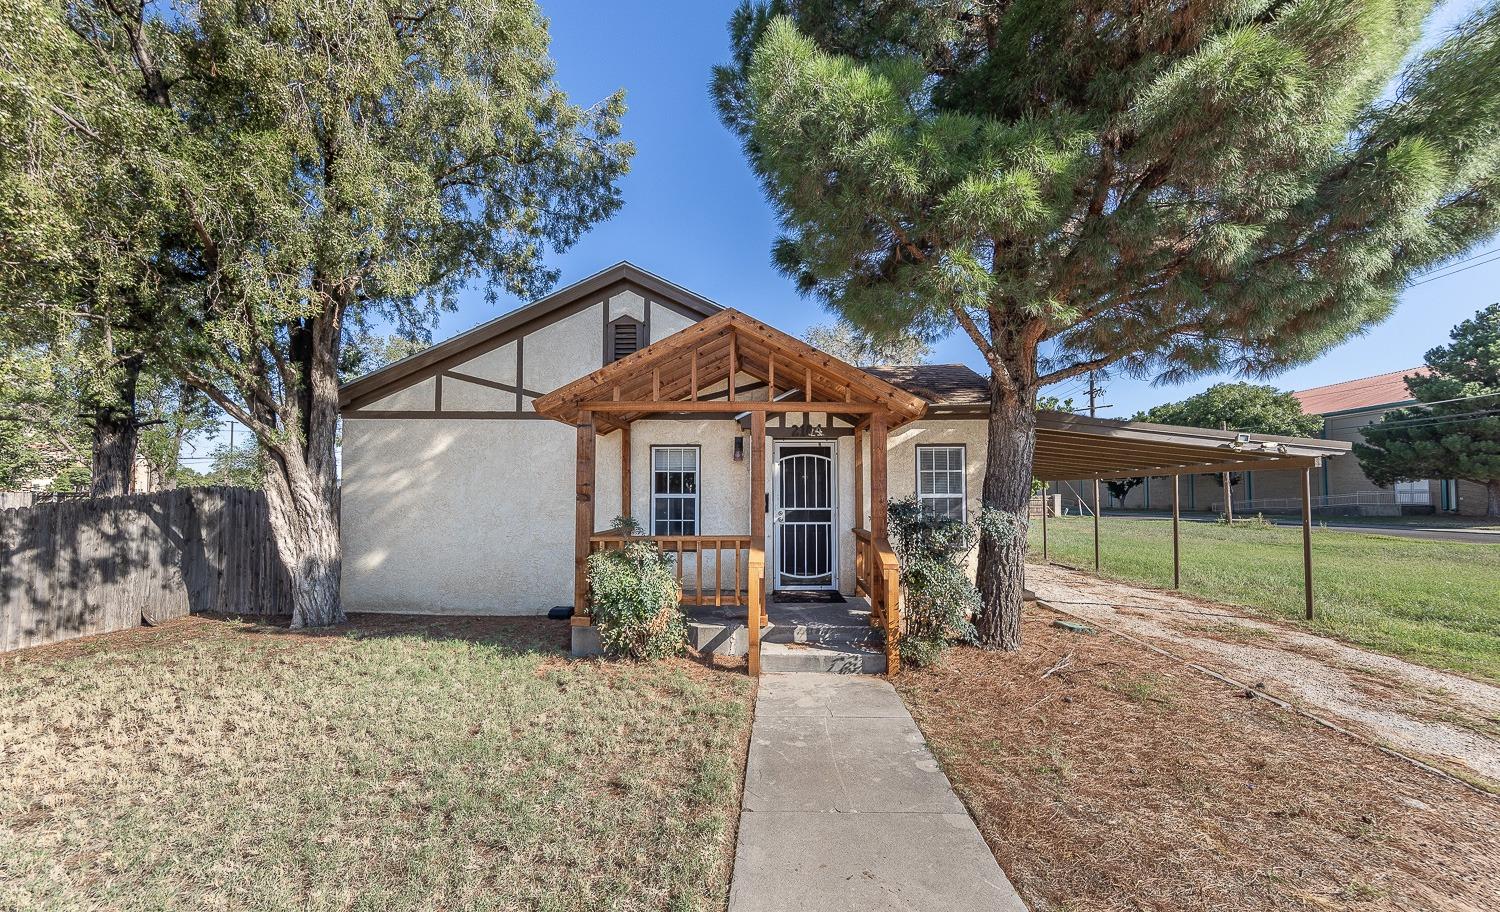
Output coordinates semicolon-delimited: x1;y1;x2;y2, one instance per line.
916;446;965;521
652;447;699;535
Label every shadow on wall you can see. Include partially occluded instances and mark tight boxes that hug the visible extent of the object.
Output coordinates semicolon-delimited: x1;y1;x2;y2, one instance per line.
0;487;291;653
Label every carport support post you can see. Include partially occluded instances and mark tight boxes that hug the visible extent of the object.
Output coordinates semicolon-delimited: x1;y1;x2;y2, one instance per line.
1301;466;1314;620
1171;473;1181;589
1040;486;1048;560
574;410;595;625
1092;478;1101;571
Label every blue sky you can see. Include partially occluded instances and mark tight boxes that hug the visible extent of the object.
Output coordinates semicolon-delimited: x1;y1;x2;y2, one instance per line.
196;0;1498;464
425;0;1497;419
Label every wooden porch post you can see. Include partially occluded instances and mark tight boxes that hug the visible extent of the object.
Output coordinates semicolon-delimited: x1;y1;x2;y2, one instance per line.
1301;466;1314;620
852;423;864;531
620;425;631;522
1171;473;1181;589
574;410;595;625
869;413;888;541
747;409;766;675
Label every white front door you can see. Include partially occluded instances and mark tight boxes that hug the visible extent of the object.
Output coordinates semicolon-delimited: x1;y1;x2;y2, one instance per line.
773;442;837;590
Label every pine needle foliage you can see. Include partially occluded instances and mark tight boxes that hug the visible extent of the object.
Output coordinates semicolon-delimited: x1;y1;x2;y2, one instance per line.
714;0;1500;647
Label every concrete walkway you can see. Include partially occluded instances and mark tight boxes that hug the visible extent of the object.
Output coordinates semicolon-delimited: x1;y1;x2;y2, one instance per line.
728;673;1026;912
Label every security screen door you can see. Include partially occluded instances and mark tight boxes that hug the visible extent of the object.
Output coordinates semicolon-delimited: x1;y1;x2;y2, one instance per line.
773;443;836;589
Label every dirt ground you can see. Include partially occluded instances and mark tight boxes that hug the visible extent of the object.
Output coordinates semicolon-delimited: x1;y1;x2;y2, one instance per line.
1026;562;1500;791
898;613;1500;912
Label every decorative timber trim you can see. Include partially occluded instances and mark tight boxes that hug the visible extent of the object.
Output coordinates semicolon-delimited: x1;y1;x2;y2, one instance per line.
338;262;721;411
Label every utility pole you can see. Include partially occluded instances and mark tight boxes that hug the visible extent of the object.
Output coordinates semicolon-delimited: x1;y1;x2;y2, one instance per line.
1221;420;1234;524
1086;370;1103;418
223;419;235;484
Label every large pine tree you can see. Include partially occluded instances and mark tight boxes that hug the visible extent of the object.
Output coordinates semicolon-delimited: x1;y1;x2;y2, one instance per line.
714;0;1500;648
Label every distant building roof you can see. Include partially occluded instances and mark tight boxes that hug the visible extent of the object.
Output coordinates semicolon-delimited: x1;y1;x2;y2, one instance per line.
1293;368;1429;415
864;364;989;407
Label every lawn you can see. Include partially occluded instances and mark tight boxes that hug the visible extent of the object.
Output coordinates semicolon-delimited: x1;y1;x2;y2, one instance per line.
0;614;753;912
1029;515;1500;682
898;614;1500;911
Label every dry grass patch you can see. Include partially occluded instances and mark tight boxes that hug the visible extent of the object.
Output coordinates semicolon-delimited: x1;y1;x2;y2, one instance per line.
897;611;1500;912
0;613;753;912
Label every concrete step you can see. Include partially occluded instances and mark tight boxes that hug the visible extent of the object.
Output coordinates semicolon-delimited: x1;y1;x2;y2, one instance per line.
759;641;888;675
762;621;880;647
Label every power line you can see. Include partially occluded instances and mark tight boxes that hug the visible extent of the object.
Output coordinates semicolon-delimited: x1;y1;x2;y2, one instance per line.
1407;249;1500;288
1366;408;1500;431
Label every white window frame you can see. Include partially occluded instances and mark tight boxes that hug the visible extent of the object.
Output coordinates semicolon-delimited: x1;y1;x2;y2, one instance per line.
916;444;967;521
1394;479;1431;505
651;446;701;536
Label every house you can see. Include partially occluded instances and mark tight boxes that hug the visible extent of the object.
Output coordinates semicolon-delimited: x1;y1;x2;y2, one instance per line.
1095;368;1488;516
337;263;1346;672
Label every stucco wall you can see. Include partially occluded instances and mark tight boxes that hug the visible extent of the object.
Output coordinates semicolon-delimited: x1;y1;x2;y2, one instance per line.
886;418;989;577
341;417;577;614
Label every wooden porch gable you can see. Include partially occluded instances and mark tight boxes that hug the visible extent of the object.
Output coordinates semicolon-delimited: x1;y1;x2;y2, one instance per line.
532;308;928;429
534;309;919;677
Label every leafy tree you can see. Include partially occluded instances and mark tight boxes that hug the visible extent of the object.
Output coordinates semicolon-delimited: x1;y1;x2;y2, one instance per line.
803;319;931;365
0;342;91;490
177;441;265;489
1356;303;1500;515
0;0;190;496
340;332;433;384
1105;477;1144;504
5;0;632;626
714;1;1500;648
1135;382;1324;438
1136;381;1326;496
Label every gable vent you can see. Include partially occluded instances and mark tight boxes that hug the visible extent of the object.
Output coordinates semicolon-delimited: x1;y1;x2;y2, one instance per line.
610;319;643;362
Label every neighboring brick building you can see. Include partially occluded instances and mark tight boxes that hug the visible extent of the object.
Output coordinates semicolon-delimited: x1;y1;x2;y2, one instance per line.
1066;368;1491;517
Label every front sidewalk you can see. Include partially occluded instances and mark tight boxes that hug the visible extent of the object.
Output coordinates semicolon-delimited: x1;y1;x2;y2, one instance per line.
727;673;1026;912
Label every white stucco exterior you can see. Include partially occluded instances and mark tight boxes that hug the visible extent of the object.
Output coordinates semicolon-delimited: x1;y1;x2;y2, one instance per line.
339;266;991;615
341;417;577;613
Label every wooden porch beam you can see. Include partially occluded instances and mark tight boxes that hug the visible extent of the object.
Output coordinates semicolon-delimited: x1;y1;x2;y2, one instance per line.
578;400;882;414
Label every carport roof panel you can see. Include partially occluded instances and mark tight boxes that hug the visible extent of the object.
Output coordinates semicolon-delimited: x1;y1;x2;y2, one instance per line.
1031;411;1350;480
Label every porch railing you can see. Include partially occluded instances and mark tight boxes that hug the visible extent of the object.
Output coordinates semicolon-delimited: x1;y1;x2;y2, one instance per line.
589;533;754;607
852;526;902;674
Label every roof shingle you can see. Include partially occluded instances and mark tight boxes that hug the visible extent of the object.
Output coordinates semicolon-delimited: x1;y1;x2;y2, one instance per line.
863;364;989;406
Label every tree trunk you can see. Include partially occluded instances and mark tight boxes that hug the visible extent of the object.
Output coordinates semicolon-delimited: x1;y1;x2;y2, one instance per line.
1487;480;1500;518
265;292;346;628
90;354;143;497
264;445;344;628
974;372;1037;650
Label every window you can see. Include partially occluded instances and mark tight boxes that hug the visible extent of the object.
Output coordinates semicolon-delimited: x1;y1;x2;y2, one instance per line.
916;445;966;520
652;447;699;535
608;317;644;362
1394;480;1431;505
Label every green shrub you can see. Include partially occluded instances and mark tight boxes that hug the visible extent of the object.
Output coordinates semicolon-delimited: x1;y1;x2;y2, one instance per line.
887;497;1022;666
586;517;685;659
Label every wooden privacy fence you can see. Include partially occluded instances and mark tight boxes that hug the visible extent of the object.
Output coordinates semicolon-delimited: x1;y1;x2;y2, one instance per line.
0;487;291;653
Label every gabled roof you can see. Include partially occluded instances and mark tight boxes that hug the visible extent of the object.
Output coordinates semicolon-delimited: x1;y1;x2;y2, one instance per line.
533;309;929;429
339;261;722;409
1293;368;1428;416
